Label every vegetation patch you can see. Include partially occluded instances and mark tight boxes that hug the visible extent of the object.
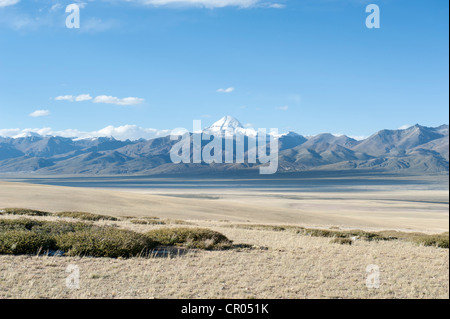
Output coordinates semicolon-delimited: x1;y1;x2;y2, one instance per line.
0;218;233;257
164;219;194;225
0;208;52;217
0;218;155;258
330;238;353;245
223;223;448;248
299;228;387;241
0;230;55;255
56;227;157;258
130;219;166;225
146;227;233;250
55;211;118;221
0;218;93;234
225;223;302;232
377;230;449;248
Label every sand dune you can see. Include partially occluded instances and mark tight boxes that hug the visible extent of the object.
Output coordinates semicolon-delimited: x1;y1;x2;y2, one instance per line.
0;181;448;233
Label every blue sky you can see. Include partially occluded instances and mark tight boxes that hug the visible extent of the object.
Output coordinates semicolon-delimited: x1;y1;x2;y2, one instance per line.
0;0;448;140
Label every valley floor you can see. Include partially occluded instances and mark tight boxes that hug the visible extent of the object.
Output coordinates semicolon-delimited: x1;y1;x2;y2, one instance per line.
0;216;448;299
0;174;448;299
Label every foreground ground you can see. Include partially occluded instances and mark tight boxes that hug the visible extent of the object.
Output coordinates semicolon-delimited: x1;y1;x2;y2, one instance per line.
0;176;448;299
0;214;448;299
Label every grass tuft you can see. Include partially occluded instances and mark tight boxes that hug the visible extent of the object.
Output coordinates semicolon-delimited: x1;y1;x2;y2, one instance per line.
0;208;52;217
55;211;118;221
129;219;166;225
330;238;353;245
146;227;232;250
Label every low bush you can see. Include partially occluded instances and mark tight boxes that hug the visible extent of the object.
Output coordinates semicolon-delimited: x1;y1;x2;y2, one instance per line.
0;208;52;217
330;238;353;245
56;227;158;258
0;218;92;235
55;211;118;221
0;230;55;254
414;235;449;249
129;219;166;225
146;227;232;250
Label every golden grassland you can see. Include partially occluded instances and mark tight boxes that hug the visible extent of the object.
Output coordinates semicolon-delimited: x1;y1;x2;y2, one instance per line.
0;180;448;299
0;213;448;299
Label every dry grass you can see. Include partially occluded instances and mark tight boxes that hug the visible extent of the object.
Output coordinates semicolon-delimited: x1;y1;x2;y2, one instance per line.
0;208;52;217
54;211;118;222
0;213;448;299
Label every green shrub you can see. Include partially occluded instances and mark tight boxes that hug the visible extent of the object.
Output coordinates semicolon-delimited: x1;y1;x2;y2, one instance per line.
56;227;157;258
298;228;387;241
0;218;43;231
1;208;52;217
414;236;449;249
330;238;353;245
0;218;92;235
164;219;194;225
130;219;166;225
0;230;55;254
146;227;232;250
55;211;118;221
32;221;94;236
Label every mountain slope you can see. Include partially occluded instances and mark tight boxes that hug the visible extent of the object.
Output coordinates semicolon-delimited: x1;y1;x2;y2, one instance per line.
0;118;448;174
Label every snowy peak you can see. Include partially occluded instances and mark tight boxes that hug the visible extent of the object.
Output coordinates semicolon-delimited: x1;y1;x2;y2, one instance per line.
209;116;244;131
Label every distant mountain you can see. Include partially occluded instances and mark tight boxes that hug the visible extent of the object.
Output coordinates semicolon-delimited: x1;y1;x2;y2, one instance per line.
0;118;448;175
352;124;446;157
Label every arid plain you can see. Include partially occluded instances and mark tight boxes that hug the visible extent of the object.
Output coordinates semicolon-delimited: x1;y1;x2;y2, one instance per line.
0;173;448;298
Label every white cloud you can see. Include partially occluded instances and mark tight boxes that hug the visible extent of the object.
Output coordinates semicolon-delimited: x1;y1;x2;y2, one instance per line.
217;87;235;93
54;94;93;102
75;94;93;102
29;110;50;118
0;0;19;8
50;3;62;11
266;3;285;9
55;94;144;105
398;124;412;130
0;125;171;141
55;95;75;101
276;105;289;111
93;95;145;106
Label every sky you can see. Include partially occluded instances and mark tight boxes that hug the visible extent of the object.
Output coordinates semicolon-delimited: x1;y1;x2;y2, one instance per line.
0;0;448;140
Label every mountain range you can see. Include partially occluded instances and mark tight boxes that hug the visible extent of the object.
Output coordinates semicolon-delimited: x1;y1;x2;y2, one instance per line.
0;116;448;175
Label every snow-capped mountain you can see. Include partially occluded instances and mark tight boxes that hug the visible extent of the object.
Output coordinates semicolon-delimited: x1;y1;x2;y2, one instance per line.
0;117;448;174
205;116;257;137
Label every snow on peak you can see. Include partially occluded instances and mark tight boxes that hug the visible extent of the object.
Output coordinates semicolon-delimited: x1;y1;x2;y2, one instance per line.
14;131;42;139
209;116;244;131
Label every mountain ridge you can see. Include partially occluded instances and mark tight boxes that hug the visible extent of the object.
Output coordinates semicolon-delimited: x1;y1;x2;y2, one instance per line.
0;118;448;174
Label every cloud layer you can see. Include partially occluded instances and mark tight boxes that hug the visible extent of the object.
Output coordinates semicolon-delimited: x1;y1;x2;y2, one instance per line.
93;95;144;106
0;125;171;141
29;110;50;117
0;0;19;8
54;94;144;106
